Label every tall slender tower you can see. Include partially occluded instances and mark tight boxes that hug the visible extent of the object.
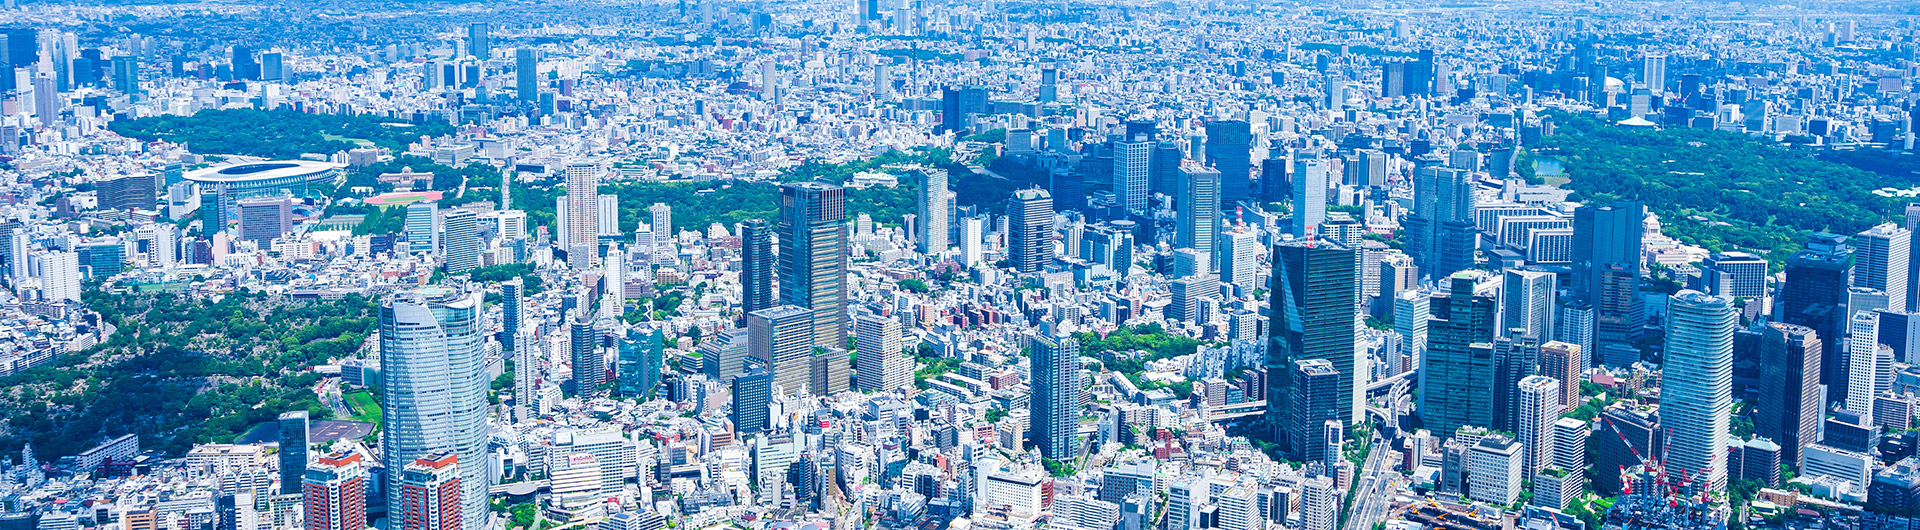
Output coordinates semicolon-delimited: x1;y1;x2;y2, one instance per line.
1204;120;1252;205
916;169;949;255
1856;223;1911;315
1421;272;1499;436
1757;322;1821;469
1113;139;1152;214
1501;269;1556;340
740;219;776;317
854;312;907;392
1516;375;1562;477
277;411;309;494
1176;166;1220;261
778;183;849;349
1267;239;1361;428
1007;188;1054;274
1030;332;1082;461
379;286;487;530
649;203;674;264
564;163;600;268
568;311;602;397
1664;290;1736;495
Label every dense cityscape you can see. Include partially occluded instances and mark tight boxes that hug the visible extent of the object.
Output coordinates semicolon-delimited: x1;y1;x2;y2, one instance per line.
0;2;1917;530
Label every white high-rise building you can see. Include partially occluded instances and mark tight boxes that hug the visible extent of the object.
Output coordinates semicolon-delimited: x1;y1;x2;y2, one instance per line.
1216;486;1262;530
1218;228;1260;294
854;312;907;392
1394;290;1431;374
959;216;985;267
649;203;673;264
1113;140;1152;214
1550;417;1587;472
916;169;949;255
442;209;481;274
596;195;620;236
1299;475;1337;530
1291;158;1329;238
496;210;528;243
1856;223;1910;313
601;247;625;318
1166;476;1207;530
1501;269;1557;340
1467;435;1524;505
1849;310;1883;417
1664;290;1735;495
565;163;600;266
34;251;80;302
1516;375;1562;477
381;286;489;530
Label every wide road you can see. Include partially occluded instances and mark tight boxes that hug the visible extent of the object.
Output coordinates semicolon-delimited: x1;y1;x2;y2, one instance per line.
1343;430;1400;530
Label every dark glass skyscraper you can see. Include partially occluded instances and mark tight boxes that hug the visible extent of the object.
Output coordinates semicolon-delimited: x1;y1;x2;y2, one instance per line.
1780;232;1852;394
1204;120;1252;205
515;48;538;102
1030;332;1082;461
1420;272;1499;437
739;219;776;318
1757;322;1821;471
1266;239;1359;437
778;182;849;349
1572;201;1646;349
1007;188;1054;274
277;411;308;494
617;328;663;399
732;362;772;434
1284;359;1341;462
567;311;602;397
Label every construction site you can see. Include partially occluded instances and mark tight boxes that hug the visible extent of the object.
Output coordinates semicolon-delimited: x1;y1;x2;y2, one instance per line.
1598;416;1731;530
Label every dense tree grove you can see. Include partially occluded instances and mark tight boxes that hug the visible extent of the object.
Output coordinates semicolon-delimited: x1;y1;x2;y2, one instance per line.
108;108;457;159
0;290;375;459
1543;112;1920;267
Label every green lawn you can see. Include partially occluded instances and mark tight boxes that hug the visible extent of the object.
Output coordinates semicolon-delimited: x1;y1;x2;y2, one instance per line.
344;391;382;424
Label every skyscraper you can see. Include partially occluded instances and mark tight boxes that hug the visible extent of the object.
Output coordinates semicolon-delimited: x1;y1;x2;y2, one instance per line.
1572;201;1645;349
397;453;460;530
466;23;489;59
1290;159;1328;238
1283;359;1341;462
1848;311;1883;416
732;363;773;434
616;328;663;399
749;305;815;395
1218;228;1260;294
595;195;620;237
380;286;487;530
854;312;907;392
1501;269;1556;340
778;182;849;349
1537;341;1582;416
1007;188;1054;274
1857;223;1911;316
302;451;367;530
1176;166;1220;261
1421;272;1499;437
916;169;949;255
564;164;600;268
1204;120;1252;205
1781;232;1852;395
1031;332;1082;461
515;48;537;102
1516;375;1562;477
404;201;437;255
740;219;776;317
1757;322;1821;469
277;411;308;494
649;203;673;263
567;311;602;397
441;209;480;274
1113;140;1152;214
1664;290;1736;494
1267;239;1361;427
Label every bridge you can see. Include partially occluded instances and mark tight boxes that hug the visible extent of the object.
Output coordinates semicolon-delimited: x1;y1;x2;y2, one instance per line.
1203;400;1267;422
